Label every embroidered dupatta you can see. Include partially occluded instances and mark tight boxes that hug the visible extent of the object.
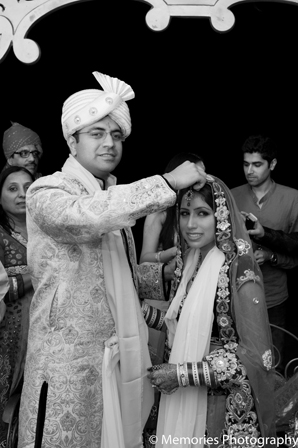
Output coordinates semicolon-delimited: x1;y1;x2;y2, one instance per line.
157;247;225;445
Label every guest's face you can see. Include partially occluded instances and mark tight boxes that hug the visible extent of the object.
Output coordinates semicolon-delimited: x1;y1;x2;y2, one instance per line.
8;144;42;176
0;171;33;217
243;152;275;188
68;116;123;180
180;192;215;256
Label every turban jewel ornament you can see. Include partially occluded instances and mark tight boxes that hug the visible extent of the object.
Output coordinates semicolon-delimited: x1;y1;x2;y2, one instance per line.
62;72;135;140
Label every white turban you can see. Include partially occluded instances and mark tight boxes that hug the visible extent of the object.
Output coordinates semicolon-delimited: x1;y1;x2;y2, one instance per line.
61;72;135;140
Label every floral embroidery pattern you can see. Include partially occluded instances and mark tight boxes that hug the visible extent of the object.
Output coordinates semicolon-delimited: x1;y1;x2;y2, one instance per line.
214;188;231;243
212;182;237;344
236;269;261;290
235;238;251;256
207;182;261;439
138;262;164;301
226;423;259;442
217;264;230;299
206;343;260;440
62;325;79;345
129;176;175;217
262;349;272;370
206;346;241;382
218;239;236;255
60;411;77;431
217;313;233;329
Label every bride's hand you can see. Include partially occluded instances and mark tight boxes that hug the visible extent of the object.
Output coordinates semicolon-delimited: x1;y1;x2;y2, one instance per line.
147;363;179;395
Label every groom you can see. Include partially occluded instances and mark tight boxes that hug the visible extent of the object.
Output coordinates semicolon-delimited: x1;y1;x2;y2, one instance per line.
17;71;207;448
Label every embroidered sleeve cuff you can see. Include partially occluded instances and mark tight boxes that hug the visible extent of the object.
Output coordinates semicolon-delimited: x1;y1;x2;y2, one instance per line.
138;262;166;301
205;343;246;388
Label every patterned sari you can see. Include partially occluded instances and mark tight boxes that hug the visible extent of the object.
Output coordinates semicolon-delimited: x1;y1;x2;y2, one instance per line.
0;226;32;447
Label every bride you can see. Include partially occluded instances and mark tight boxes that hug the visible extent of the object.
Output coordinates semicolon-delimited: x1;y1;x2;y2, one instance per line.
146;175;276;446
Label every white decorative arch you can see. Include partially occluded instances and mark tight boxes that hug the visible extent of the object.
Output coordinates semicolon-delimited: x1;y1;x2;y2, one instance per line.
0;0;90;64
1;0;298;64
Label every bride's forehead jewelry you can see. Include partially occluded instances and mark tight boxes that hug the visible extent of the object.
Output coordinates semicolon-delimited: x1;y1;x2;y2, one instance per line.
185;188;194;206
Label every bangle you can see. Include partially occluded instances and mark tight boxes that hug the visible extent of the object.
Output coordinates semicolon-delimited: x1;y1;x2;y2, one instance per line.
197;362;205;386
187;362;195;386
148;307;157;327
141;301;149;317
16;274;25;298
177;364;182;387
178;363;188;387
202;361;211;388
192;362;200;387
166;173;177;190
155;311;165;331
8;276;18;302
155;251;163;263
183;362;190;387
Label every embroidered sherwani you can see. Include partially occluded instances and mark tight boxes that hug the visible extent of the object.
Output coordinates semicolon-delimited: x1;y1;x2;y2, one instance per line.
18;166;176;448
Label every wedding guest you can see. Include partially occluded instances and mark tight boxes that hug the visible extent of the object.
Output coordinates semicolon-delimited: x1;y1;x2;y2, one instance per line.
2;122;43;179
231;134;298;370
0;166;35;446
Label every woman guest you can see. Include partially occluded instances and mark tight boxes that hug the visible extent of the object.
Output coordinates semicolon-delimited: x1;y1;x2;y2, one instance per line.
0;166;35;446
146;176;276;445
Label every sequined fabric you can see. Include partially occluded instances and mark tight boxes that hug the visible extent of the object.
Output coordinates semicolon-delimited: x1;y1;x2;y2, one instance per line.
206;342;260;441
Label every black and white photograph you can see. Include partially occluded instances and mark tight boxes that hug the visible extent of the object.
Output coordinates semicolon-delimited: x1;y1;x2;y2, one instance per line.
1;0;298;446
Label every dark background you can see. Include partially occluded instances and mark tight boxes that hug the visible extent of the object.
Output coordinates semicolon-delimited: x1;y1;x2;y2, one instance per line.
1;0;298;337
1;0;298;192
1;0;298;247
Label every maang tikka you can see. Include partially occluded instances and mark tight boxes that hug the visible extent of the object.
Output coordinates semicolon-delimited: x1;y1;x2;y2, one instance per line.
185;188;194;206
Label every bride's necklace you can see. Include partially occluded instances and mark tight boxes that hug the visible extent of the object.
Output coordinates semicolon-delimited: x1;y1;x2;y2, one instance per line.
177;252;202;318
